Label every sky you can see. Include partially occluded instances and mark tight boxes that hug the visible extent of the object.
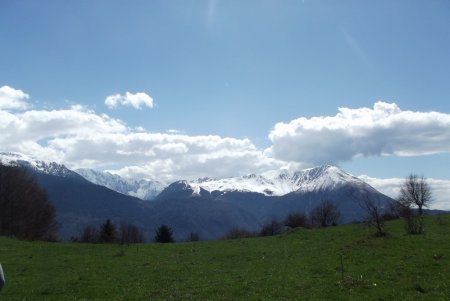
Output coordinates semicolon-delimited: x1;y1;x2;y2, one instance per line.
1;1;450;208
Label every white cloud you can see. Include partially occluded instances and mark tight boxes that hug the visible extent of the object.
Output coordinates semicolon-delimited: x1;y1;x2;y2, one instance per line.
0;87;283;182
105;91;154;109
1;86;450;198
0;85;30;110
267;101;450;166
359;175;450;211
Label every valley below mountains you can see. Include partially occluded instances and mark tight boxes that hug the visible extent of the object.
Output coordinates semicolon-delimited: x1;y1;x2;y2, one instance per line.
1;152;394;241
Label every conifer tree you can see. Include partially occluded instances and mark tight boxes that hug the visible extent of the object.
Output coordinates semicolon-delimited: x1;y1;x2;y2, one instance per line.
154;224;174;243
99;219;116;243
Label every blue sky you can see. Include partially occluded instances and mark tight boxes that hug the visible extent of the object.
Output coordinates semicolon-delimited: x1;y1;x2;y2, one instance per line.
1;0;450;199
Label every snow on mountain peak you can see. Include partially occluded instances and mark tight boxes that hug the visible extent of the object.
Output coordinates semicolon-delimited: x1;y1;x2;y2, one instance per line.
0;151;73;177
187;165;363;196
1;152;366;200
75;168;165;200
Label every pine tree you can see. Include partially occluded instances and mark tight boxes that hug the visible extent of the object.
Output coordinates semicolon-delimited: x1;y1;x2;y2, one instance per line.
99;219;116;243
154;224;174;243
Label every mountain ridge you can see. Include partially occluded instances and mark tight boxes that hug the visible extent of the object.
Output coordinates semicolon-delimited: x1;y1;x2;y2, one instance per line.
1;151;382;201
0;151;396;240
75;168;164;200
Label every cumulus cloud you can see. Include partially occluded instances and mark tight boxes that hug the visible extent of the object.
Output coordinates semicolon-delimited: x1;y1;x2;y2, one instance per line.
359;175;450;211
0;87;282;181
2;86;450;192
267;101;450;166
0;85;30;110
105;91;154;109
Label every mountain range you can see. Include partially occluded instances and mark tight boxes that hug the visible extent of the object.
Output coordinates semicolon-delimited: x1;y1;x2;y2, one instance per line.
0;152;394;241
75;168;164;200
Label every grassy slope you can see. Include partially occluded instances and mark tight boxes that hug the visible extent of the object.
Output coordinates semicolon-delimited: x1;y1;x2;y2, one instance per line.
0;215;449;301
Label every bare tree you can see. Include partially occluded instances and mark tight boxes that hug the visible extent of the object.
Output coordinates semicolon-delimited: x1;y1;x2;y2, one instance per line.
310;200;341;228
360;196;386;236
220;227;258;240
399;174;432;216
0;164;58;241
260;220;284;236
187;232;200;242
284;212;308;229
119;223;144;244
79;225;99;243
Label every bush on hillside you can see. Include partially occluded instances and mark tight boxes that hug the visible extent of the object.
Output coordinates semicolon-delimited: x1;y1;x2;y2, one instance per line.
310;200;341;228
78;221;144;244
260;220;284;236
220;227;258;240
284;212;309;228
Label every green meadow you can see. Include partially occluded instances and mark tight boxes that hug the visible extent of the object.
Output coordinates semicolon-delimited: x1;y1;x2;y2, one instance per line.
1;215;449;300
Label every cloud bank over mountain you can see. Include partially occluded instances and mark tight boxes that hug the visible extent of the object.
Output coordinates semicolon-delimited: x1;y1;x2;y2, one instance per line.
267;101;450;166
1;85;450;183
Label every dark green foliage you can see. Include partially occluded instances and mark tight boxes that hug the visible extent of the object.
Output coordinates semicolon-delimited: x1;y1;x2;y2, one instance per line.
154;224;174;243
99;219;116;243
0;164;58;241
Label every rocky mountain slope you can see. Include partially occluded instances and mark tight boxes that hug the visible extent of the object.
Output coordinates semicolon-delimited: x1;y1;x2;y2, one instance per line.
1;152;395;240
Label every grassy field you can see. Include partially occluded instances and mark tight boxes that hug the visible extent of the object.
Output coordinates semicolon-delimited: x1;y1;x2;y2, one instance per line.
0;215;449;300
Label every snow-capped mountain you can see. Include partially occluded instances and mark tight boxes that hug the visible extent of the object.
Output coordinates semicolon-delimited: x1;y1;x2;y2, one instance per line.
76;168;165;200
187;165;368;196
154;164;394;232
0;152;75;178
0;151;397;240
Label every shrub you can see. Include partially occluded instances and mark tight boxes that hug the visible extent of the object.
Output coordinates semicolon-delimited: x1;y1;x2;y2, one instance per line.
284;212;308;228
221;227;258;240
310;200;341;228
260;220;284;236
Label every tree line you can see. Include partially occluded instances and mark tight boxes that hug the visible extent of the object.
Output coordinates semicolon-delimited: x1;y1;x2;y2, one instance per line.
223;173;434;239
74;220;175;244
0;162;435;242
221;199;341;240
